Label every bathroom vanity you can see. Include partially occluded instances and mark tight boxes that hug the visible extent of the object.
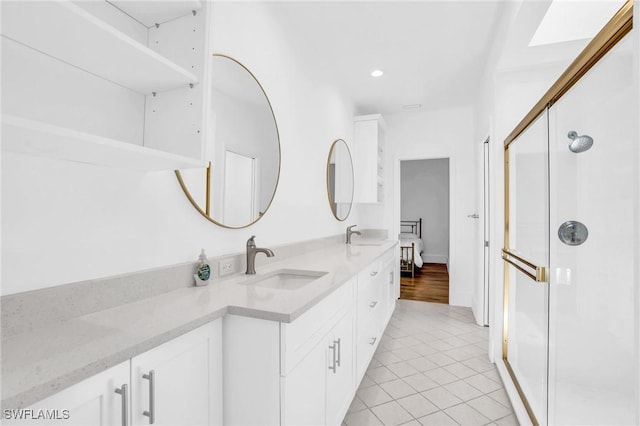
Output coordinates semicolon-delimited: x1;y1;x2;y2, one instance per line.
1;239;399;425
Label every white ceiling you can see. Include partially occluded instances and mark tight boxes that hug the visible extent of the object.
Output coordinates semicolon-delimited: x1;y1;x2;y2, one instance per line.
268;1;506;114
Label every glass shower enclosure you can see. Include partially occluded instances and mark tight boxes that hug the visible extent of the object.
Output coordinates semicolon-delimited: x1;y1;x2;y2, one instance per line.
502;9;638;426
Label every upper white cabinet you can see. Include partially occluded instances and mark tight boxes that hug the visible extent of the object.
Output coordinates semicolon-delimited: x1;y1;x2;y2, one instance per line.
1;0;211;170
353;114;386;203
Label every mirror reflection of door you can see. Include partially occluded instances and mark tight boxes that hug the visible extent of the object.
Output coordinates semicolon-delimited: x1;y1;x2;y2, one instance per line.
223;151;257;227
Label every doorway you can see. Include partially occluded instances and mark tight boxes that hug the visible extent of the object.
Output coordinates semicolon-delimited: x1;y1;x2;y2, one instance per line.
399;158;450;304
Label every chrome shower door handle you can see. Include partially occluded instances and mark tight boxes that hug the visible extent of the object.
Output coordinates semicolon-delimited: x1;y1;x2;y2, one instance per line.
114;384;129;426
142;370;155;424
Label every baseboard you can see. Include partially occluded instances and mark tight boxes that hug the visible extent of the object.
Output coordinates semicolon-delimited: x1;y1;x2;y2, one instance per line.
422;254;448;264
449;291;472;307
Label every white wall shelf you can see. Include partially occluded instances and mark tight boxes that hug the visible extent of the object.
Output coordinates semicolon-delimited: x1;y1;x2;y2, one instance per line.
2;115;204;171
1;0;198;95
109;0;202;28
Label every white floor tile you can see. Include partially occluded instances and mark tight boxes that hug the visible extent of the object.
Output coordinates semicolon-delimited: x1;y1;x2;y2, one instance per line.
423;367;459;385
417;411;459;426
391;347;422;361
371;401;414;426
465;374;503;393
442;380;484;402
368;366;400;384
360;375;376;389
402;373;440;392
421;387;463;409
387;361;420;378
343;301;517;426
348;395;367;413
487;389;512;408
380;378;417;399
406;357;439;372
467;395;513;421
443;362;477;379
344;408;384;426
444;403;491;426
375;351;404;365
396;393;439;418
357;384;394;407
495;413;519;425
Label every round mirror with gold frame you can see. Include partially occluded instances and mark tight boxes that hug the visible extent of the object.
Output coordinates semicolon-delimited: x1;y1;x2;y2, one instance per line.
176;54;281;229
326;139;354;221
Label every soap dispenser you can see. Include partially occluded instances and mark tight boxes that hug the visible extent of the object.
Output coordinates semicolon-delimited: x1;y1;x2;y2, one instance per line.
194;249;211;287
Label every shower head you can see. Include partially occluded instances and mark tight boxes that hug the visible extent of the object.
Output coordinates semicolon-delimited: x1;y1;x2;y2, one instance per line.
568;131;593;153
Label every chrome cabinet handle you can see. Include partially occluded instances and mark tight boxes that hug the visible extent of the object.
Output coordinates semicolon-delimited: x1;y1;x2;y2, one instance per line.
370;301;378;308
142;370;155;424
114;384;129;426
334;338;341;367
370;271;378;276
369;337;377;346
328;342;337;373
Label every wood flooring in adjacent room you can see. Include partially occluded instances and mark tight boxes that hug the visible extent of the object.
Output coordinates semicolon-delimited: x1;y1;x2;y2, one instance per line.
400;263;449;304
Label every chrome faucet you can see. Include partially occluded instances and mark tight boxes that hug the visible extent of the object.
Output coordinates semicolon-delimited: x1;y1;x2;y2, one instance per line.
346;225;361;244
246;236;275;275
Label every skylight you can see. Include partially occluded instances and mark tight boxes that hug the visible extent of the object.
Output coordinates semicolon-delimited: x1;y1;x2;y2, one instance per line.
529;0;625;47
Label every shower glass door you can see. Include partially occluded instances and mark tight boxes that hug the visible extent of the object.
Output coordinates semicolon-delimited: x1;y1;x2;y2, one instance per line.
547;33;636;426
504;111;550;425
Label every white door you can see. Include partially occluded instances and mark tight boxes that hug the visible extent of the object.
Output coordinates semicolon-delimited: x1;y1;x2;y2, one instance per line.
223;151;256;227
482;137;490;326
281;342;326;426
326;310;354;426
131;321;222;426
7;362;130;426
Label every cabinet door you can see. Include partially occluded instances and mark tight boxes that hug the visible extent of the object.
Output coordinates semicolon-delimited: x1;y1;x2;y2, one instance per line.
326;310;354;426
131;321;222;426
6;362;130;426
281;342;326;426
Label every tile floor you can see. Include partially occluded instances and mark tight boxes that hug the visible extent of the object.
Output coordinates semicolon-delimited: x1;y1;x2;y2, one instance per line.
344;300;518;426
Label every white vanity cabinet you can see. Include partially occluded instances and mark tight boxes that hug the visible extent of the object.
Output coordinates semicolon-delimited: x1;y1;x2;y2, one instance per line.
353;114;386;203
1;0;211;170
10;321;222;426
224;279;356;426
355;249;397;382
5;362;130;426
131;321;223;426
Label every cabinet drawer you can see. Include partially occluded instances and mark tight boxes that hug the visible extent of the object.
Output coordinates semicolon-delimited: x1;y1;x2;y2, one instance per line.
281;279;355;375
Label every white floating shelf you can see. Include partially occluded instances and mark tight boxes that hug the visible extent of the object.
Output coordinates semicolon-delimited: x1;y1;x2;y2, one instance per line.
1;0;198;95
2;115;204;171
109;0;202;27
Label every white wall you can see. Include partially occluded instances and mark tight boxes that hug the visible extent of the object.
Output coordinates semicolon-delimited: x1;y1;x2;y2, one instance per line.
376;107;480;307
400;159;449;264
1;2;359;296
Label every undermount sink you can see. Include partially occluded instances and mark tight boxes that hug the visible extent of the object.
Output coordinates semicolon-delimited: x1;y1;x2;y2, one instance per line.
242;269;328;290
351;241;384;246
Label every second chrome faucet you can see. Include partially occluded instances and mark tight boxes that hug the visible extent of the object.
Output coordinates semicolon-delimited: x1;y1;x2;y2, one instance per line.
346;225;361;244
246;236;275;275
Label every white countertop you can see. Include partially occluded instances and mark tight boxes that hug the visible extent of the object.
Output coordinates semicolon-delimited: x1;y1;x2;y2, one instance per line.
1;239;397;410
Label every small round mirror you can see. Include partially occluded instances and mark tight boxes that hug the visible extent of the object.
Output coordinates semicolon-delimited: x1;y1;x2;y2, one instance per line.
176;55;280;228
326;139;354;221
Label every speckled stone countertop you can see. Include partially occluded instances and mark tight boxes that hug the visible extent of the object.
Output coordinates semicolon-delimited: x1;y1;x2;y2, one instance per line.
1;239;397;411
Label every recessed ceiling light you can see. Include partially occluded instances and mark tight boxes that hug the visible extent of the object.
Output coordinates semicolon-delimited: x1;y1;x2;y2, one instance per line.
370;69;384;77
402;104;422;110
